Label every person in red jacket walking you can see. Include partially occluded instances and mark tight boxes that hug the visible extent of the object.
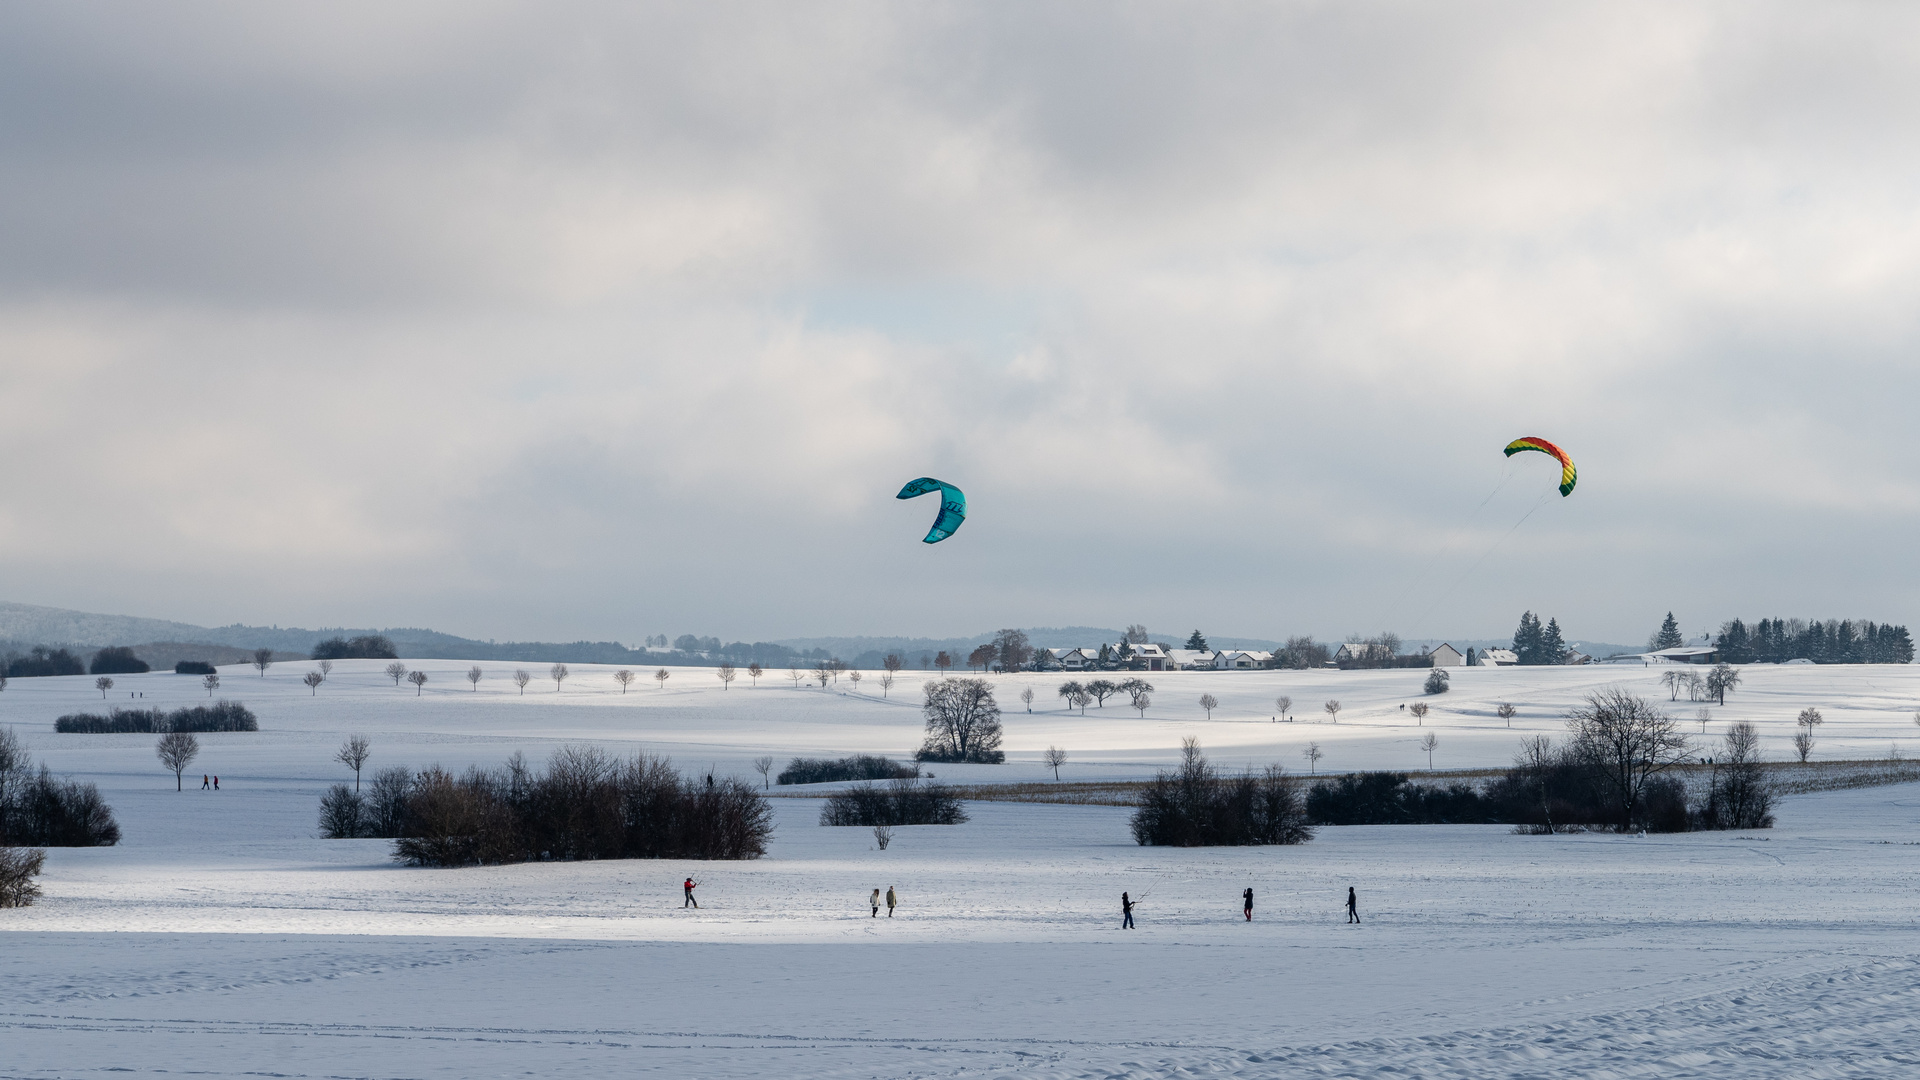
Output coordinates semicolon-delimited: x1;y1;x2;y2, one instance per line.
683;877;698;908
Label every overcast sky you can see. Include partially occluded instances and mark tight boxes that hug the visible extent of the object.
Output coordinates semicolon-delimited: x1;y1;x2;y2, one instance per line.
2;2;1918;647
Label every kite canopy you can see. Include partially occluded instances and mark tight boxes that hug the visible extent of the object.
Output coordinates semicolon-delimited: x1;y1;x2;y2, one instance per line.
896;477;967;543
1503;437;1577;497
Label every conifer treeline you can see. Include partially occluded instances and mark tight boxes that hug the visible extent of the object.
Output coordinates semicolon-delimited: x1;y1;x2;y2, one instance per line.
1510;611;1570;665
1715;619;1913;665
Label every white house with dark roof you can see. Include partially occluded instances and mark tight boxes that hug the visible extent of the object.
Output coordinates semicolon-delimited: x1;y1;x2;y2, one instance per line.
1426;643;1465;667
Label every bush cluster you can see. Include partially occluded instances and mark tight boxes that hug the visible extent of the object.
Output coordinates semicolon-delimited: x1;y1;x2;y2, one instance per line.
0;730;120;848
777;754;920;785
174;660;217;675
318;745;774;866
6;647;85;678
818;779;967;826
89;647;150;675
1307;772;1492;825
56;701;257;734
311;635;399;660
1130;741;1313;847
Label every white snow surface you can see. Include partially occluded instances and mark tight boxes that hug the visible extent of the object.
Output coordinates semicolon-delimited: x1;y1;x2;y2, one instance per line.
6;659;1920;1077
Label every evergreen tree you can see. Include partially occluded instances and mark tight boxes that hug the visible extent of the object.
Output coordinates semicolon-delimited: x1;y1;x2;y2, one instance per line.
1540;618;1568;664
1512;612;1544;664
1184;630;1209;652
1651;612;1684;651
1465;646;1477;666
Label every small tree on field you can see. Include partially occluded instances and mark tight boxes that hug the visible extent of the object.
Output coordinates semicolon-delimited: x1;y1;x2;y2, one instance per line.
1324;700;1341;723
1419;732;1438;770
1661;669;1687;701
253;648;274;677
1070;690;1091;714
655;668;671;690
1086;680;1120;707
1058;680;1085;708
748;662;763;688
96;676;113;698
1275;695;1291;721
883;653;904;683
513;669;532;695
335;735;371;792
1795;707;1823;762
1044;745;1067;780
550;663;569;692
407;669;428;695
752;756;775;789
1021;687;1034;712
156;731;199;791
846;669;861;692
967;644;996;672
880;672;895;697
1696;707;1712;734
786;666;803;688
1706;662;1741;705
467;666;483;691
385;662;408;687
1199;693;1218;719
918;677;1004;763
814;660;832;687
1497;702;1517;727
202;673;220;697
1565;688;1690;828
873;824;893;850
303;671;324;695
1303;742;1323;774
1409;701;1429;725
718;663;737;691
319;660;334;677
613;669;635;693
934;651;953;673
1131;689;1151;718
1423;668;1449;695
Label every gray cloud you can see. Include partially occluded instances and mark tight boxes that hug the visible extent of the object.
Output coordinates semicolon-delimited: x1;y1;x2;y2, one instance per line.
1;2;1917;645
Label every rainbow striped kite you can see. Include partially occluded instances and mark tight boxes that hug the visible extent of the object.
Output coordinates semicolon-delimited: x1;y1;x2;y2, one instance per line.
1503;437;1577;497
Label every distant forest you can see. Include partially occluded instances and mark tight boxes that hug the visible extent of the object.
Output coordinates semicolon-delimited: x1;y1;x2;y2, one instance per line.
1715;619;1913;665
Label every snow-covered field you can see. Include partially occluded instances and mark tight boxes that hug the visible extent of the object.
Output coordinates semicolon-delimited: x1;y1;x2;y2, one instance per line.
6;658;1920;1077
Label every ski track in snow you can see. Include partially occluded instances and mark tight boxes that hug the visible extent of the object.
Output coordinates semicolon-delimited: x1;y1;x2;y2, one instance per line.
5;659;1920;1077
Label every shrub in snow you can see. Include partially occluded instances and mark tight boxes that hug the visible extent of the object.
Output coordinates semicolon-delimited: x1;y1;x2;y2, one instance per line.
89;646;150;675
55;701;257;734
778;755;920;785
331;745;775;866
318;784;369;839
0;846;46;907
0;730;120;847
1130;740;1312;847
173;660;216;676
1307;772;1492;826
1423;668;1450;695
1694;721;1775;830
819;778;966;827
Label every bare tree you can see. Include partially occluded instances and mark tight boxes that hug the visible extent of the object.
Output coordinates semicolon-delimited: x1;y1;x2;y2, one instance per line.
202;673;219;697
883;653;904;683
1125;624;1149;644
1660;669;1686;701
1517;735;1556;834
550;663;569;692
1275;695;1292;721
407;669;428;695
1085;679;1120;707
613;669;635;693
334;735;371;792
1303;742;1323;774
1409;701;1429;725
880;672;895;697
846;669;860;693
1131;689;1151;718
156;731;199;791
1795;707;1823;762
1419;732;1438;770
748;662;763;688
1497;702;1517;727
303;670;323;695
718;663;737;691
1696;707;1712;734
990;628;1032;672
95;676;113;698
752;756;775;789
467;665;483;691
1043;745;1067;780
967;644;996;672
655;668;671;690
873;824;893;850
1706;662;1741;705
814;659;832;687
1324;699;1342;723
1070;689;1091;715
919;677;1004;762
1021;687;1034;712
252;648;274;677
385;662;408;686
319;660;334;677
786;666;803;689
513;669;532;695
934;651;953;672
1199;693;1218;719
1565;688;1690;828
1685;671;1706;702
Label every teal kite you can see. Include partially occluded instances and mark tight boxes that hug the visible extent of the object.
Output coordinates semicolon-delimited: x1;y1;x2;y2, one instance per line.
896;477;967;543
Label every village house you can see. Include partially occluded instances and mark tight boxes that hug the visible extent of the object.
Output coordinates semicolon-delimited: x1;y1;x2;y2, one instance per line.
1426;643;1464;667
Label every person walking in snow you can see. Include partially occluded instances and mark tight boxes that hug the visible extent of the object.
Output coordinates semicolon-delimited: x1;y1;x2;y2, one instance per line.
1346;886;1359;924
212;776;219;791
683;877;699;908
1121;891;1136;929
1243;887;1254;922
870;888;881;917
886;886;897;917
201;774;210;790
